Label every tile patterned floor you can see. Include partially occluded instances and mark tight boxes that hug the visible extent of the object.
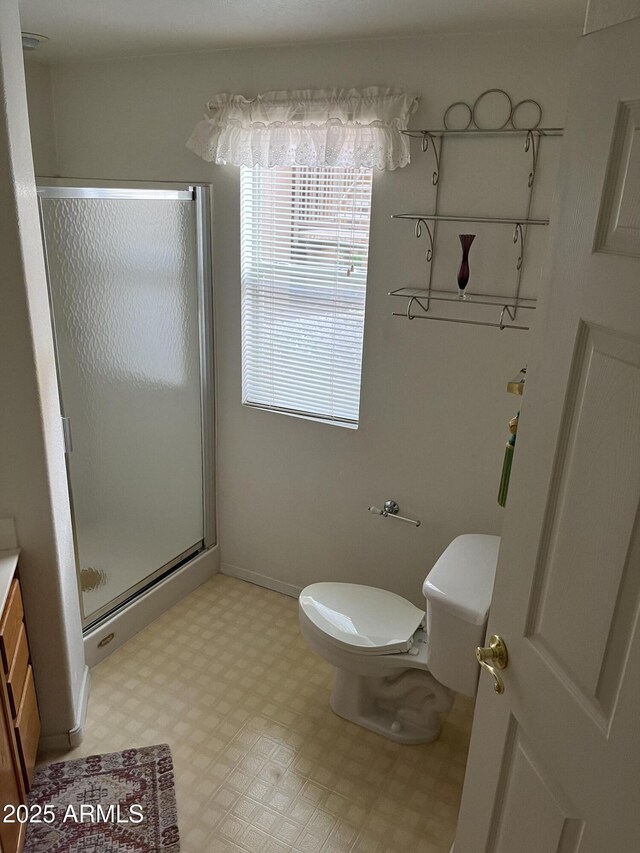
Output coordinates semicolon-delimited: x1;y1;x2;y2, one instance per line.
41;575;474;852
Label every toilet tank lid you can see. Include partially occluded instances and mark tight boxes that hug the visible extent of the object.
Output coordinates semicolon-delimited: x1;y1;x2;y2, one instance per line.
423;534;501;626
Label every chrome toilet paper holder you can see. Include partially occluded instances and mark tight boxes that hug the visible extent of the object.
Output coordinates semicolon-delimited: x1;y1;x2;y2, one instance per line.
368;500;421;528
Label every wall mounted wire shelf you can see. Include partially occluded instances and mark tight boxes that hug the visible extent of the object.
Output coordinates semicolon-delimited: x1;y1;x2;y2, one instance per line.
388;287;537;331
391;213;549;226
391;90;563;331
402;128;563;138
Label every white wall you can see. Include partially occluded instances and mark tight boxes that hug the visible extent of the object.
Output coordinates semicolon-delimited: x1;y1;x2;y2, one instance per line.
23;60;57;175
34;30;578;606
584;0;640;33
0;0;86;744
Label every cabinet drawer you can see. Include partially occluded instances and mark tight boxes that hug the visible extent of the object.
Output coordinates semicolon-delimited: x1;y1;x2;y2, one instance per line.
0;580;23;673
0;698;24;853
15;665;40;790
7;623;29;719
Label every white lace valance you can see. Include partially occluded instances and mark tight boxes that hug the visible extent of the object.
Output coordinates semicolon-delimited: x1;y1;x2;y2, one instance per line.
186;87;419;170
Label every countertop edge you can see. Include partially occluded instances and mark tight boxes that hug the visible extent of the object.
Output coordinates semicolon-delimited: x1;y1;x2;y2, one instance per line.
0;549;20;614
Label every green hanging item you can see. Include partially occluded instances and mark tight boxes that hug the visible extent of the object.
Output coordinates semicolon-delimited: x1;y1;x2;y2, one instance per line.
498;412;519;507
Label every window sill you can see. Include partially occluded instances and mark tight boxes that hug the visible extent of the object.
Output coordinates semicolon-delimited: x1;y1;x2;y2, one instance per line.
242;401;358;429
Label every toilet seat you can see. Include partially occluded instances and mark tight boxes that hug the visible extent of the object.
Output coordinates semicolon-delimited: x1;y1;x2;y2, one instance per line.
299;582;425;655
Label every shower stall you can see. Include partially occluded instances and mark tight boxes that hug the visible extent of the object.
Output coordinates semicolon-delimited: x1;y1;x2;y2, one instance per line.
38;185;215;631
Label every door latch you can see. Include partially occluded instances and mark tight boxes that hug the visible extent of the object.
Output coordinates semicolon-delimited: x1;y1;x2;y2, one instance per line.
476;634;508;694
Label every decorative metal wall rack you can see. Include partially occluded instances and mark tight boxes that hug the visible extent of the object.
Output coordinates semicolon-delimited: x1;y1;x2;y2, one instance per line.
390;90;563;331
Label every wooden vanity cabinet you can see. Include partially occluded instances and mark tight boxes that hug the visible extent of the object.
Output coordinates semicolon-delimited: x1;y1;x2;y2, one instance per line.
0;556;41;853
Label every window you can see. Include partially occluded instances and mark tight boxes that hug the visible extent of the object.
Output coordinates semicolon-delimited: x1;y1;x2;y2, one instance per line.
241;165;373;427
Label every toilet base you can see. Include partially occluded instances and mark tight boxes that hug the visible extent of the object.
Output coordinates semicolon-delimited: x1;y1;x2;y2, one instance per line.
329;667;454;745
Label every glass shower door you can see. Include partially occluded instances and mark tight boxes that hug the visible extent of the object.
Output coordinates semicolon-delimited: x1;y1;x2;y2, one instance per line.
39;188;209;626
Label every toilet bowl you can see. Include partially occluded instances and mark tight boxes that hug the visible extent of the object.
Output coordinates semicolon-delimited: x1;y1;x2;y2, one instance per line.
298;534;500;744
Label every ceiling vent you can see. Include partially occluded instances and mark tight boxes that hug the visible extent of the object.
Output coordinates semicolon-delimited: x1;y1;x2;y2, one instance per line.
21;32;49;51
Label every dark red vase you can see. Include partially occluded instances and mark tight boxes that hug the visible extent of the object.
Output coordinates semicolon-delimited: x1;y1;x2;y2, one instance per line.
457;234;476;297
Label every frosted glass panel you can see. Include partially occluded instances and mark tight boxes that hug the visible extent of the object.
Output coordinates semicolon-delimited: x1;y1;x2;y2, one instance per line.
41;197;203;621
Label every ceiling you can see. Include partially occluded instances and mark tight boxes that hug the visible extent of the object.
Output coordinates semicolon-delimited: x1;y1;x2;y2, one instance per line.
20;0;585;63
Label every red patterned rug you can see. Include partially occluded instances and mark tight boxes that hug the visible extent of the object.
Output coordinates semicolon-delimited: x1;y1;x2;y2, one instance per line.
24;743;180;852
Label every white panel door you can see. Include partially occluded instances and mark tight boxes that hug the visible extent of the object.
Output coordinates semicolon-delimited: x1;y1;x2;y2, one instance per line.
455;18;640;853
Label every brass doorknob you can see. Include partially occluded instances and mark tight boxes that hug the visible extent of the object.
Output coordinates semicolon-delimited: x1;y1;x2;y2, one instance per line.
476;635;508;694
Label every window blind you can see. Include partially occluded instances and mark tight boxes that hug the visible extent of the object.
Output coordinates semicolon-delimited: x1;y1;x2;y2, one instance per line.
241;165;373;426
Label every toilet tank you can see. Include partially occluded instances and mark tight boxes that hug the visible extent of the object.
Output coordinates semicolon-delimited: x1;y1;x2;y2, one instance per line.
423;534;500;696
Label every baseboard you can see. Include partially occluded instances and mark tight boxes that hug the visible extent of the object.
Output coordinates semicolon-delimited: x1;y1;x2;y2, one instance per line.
39;663;91;753
84;544;219;668
68;663;91;747
221;562;301;599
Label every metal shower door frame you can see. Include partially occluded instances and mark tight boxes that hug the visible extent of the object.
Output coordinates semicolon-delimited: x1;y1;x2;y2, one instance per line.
37;182;216;630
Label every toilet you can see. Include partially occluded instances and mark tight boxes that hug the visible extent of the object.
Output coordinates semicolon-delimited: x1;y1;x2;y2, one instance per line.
298;534;500;744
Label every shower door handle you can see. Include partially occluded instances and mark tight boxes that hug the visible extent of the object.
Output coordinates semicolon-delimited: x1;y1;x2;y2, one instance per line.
62;417;73;453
